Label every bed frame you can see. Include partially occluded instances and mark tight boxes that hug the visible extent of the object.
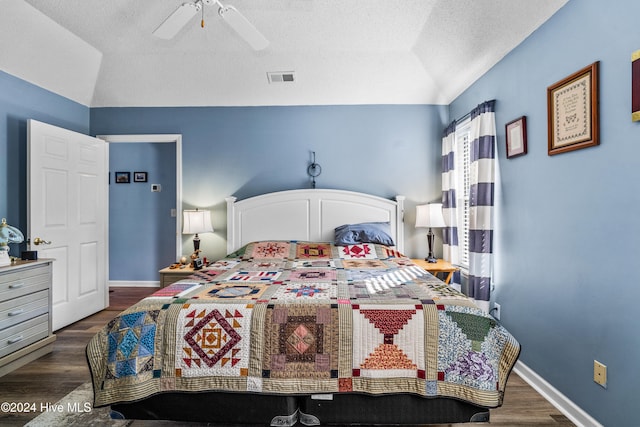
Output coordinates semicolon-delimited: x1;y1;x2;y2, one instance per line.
226;189;405;254
111;189;490;425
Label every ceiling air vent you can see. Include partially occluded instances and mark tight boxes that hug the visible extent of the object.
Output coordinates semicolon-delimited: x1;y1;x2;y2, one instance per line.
267;71;295;84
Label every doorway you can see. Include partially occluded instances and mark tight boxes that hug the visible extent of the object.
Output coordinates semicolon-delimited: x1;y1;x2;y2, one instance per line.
98;134;182;286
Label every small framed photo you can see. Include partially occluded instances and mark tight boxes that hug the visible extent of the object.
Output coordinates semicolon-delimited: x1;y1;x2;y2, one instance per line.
505;116;527;158
547;61;599;155
134;172;148;182
115;172;130;183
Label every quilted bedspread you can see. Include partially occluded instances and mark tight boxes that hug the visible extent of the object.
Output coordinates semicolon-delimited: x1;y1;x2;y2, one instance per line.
87;241;520;408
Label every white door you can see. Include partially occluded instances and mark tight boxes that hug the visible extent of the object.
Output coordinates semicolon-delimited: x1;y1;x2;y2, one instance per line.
28;119;108;331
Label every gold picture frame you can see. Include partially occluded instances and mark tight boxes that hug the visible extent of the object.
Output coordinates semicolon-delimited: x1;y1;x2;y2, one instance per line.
633;50;640;121
547;62;599;156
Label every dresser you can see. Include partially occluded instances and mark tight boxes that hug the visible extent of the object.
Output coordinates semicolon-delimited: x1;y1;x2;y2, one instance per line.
0;260;56;376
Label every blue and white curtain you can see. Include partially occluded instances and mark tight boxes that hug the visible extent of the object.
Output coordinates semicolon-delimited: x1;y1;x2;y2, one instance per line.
467;100;496;312
441;121;459;269
441;101;496;312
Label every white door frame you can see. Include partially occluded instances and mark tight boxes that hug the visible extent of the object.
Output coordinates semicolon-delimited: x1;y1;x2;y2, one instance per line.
97;134;183;276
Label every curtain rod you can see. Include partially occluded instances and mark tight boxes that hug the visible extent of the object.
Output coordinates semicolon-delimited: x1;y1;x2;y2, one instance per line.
457;111;472;123
454;99;496;123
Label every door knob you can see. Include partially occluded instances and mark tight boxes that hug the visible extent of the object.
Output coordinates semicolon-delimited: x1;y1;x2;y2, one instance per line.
32;237;51;245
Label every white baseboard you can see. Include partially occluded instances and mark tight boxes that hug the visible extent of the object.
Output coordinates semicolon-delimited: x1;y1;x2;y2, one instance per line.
514;361;603;427
109;280;160;288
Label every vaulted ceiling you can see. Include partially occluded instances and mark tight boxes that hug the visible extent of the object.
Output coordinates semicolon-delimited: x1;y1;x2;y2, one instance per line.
0;0;568;107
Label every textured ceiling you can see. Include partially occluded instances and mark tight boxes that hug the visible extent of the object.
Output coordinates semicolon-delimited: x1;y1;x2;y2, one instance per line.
1;0;568;107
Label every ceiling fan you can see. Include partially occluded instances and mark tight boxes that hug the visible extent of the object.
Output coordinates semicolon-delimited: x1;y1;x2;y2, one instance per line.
153;0;269;51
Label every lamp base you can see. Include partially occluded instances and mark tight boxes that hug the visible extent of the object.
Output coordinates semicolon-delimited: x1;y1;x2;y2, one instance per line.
425;228;437;263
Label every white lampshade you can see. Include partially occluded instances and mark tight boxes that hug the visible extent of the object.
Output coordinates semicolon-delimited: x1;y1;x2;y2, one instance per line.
182;209;214;234
415;203;446;228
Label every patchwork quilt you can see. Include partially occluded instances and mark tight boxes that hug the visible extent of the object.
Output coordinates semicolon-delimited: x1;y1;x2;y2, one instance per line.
87;241;520;408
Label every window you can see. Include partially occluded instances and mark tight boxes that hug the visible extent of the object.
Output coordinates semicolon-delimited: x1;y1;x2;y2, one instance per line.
454;119;471;269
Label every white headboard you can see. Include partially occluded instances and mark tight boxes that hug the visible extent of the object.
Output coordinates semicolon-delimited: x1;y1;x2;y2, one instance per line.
226;189;405;254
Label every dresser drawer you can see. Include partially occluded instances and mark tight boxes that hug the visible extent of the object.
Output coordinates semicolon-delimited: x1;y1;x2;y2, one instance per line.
0;290;49;331
0;314;49;358
0;264;51;302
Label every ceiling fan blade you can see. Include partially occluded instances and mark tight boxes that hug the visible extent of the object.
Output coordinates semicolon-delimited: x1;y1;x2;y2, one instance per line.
218;5;269;51
153;2;201;40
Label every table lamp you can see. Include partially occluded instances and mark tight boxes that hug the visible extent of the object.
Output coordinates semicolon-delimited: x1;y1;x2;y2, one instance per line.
415;203;446;263
182;209;213;256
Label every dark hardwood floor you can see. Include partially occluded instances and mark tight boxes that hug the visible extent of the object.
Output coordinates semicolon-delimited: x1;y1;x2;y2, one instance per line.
0;287;574;426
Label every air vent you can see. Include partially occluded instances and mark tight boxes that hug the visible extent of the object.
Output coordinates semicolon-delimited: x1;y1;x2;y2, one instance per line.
267;71;295;84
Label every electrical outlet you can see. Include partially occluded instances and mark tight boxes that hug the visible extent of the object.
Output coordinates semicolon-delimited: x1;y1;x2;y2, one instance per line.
594;360;607;388
492;303;501;320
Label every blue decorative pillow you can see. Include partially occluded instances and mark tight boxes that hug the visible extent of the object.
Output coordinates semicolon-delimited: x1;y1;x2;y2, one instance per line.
334;222;395;246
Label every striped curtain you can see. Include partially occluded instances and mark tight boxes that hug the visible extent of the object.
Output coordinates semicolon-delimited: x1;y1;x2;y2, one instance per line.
467;100;496;312
441;121;459;270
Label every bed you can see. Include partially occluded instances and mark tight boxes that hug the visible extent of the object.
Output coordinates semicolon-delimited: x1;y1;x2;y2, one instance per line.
87;189;520;426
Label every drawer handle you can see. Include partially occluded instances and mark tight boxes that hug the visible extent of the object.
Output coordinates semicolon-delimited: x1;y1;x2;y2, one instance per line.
8;309;24;316
8;283;24;289
7;335;24;344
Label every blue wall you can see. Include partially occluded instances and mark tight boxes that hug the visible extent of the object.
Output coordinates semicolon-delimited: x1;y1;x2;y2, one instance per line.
0;70;89;256
0;70;446;276
9;3;633;420
450;1;639;425
91;105;447;262
109;142;177;281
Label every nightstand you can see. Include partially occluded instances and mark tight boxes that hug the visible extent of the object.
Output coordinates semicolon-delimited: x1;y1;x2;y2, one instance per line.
159;265;195;288
411;258;459;284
